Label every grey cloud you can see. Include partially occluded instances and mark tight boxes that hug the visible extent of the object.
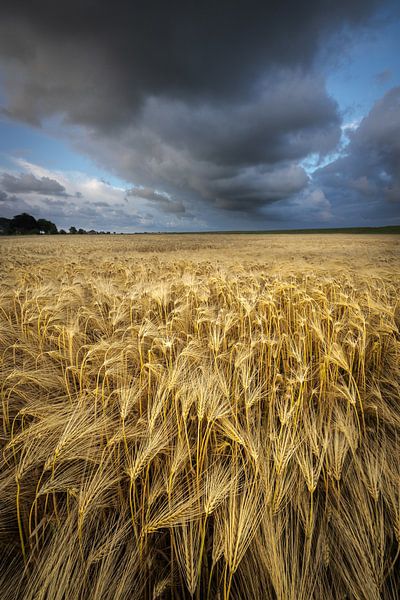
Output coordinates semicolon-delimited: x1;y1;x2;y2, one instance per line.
349;86;400;174
0;1;381;129
0;189;19;203
257;187;333;226
0;180;152;230
350;176;378;196
127;187;186;214
210;164;309;212
93;201;112;208
75;73;338;216
142;74;340;168
314;86;400;224
1;172;68;196
0;191;33;218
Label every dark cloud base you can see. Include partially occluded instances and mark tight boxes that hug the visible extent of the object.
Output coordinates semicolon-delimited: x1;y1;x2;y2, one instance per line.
1;172;68;196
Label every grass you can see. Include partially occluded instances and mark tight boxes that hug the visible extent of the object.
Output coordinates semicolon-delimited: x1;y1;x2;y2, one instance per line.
0;234;399;599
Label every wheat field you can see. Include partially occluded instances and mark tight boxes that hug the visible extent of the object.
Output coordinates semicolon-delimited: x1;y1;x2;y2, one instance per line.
0;234;399;599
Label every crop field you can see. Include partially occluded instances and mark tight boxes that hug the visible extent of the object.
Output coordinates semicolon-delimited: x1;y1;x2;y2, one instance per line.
0;233;399;600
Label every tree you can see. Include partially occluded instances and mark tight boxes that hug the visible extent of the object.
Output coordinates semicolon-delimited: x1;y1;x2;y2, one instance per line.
59;229;67;235
78;228;87;234
10;213;38;233
37;218;58;234
0;217;11;235
69;226;77;234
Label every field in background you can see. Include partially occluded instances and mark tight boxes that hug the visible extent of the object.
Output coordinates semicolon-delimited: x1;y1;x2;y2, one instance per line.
0;234;399;599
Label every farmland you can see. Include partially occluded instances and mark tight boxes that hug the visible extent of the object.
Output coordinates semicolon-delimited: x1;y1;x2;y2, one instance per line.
0;234;399;599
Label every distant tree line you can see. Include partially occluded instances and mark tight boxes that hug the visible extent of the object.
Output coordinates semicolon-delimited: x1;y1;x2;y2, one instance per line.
0;213;58;235
0;213;114;235
67;226;113;235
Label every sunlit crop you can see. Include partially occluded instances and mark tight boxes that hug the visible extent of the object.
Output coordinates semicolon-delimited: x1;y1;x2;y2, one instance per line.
0;234;399;599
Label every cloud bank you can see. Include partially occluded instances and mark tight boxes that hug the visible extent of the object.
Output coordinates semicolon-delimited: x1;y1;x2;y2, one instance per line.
314;86;400;225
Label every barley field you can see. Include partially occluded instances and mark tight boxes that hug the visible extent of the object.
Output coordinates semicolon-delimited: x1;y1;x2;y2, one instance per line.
0;234;399;600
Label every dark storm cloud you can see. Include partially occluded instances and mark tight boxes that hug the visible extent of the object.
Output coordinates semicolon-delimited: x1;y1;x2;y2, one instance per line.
0;0;392;227
142;74;340;168
71;71;338;215
0;189;19;204
209;164;309;212
126;187;186;214
1;172;68;196
93;201;112;208
314;86;400;224
0;0;381;126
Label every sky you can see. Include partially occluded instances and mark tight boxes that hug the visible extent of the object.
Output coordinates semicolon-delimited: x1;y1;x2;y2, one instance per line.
0;1;399;232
